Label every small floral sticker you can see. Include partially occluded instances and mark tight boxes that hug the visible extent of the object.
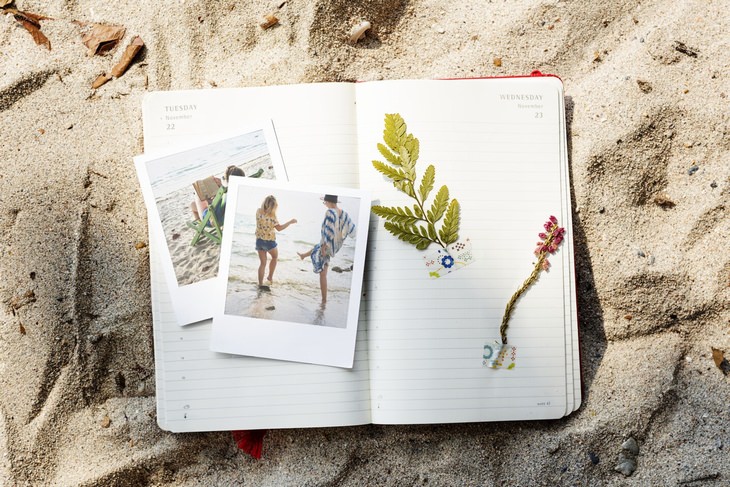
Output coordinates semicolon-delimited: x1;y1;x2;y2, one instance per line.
423;238;475;278
482;340;517;369
483;343;495;360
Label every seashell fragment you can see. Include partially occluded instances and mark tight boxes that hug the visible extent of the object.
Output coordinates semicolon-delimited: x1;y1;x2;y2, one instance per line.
349;21;371;44
621;438;639;456
260;13;279;29
614;459;636;476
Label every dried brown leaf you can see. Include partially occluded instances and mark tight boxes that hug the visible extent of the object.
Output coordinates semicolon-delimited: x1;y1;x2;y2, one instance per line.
110;35;144;78
8;290;36;311
712;348;723;367
15;9;50;23
712;347;730;376
91;73;111;89
674;41;699;58
636;79;653;93
4;7;52;49
16;17;50;49
653;192;676;209
79;23;126;56
19;323;26;335
1;0;13;8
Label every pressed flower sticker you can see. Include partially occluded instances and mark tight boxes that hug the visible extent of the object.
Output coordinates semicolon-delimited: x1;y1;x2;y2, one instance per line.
423;239;474;278
485;216;566;369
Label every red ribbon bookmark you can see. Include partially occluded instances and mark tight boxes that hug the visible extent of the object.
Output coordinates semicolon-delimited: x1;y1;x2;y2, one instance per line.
232;429;267;459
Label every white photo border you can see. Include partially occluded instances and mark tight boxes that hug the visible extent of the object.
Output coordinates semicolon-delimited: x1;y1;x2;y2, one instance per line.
134;122;287;326
211;177;371;369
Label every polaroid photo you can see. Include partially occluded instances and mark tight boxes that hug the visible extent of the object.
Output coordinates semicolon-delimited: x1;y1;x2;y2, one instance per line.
210;177;370;368
134;122;287;326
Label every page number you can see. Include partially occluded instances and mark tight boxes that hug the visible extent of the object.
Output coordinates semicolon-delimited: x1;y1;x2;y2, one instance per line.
534;112;543;119
166;123;175;130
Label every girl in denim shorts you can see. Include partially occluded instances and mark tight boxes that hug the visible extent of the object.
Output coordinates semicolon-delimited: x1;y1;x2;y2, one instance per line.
255;195;297;287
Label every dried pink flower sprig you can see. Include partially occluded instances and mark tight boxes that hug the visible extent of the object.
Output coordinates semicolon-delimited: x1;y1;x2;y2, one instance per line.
535;215;566;271
499;216;566;344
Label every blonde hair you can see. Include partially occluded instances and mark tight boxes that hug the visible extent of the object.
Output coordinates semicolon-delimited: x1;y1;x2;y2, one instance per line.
261;195;278;217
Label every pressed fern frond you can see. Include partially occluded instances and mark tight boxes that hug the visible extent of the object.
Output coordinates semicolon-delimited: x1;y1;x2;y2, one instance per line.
439;199;461;245
383;221;432;250
371;205;422;227
377;143;401;166
427;185;449;223
371;113;460;250
372;160;407;182
418;165;435;202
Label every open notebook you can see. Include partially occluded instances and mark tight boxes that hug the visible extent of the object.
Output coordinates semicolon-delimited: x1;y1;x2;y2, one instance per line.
143;76;580;431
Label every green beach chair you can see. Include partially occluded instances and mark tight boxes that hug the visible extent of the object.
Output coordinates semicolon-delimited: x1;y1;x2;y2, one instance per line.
186;168;265;246
187;186;226;246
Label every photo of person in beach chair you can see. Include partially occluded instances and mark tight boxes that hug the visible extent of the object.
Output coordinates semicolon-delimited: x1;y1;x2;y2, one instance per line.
188;165;262;246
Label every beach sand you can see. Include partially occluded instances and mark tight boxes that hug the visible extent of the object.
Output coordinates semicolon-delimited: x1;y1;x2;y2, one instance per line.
1;1;728;485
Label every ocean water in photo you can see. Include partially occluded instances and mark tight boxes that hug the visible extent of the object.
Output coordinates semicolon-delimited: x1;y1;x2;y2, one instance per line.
149;131;270;197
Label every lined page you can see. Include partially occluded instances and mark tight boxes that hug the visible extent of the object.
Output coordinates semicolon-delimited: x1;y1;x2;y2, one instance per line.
149;242;370;431
356;78;575;423
144;83;372;431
